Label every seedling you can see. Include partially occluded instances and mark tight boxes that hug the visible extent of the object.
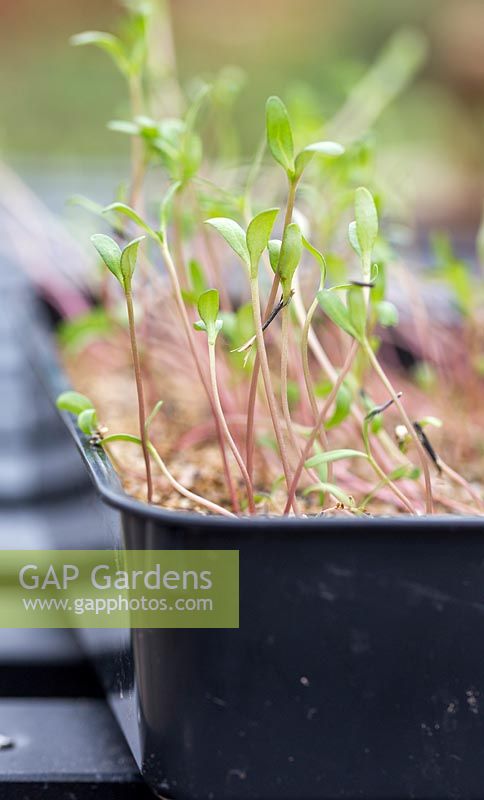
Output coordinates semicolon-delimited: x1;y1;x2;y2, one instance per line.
59;4;482;518
90;232;153;502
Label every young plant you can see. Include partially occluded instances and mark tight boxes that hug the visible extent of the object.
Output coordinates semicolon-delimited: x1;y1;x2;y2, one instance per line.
194;289;256;513
71;4;151;210
64;7;481;518
56;393;234;518
90;233;153;502
317;187;434;512
206;208;300;510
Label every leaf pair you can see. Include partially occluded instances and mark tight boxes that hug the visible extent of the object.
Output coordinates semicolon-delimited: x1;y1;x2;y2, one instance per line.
206;208;307;294
70;31;131;76
348;187;378;273
265;96;344;181
110;115;203;183
91;234;145;290
206;208;279;279
317;287;367;343
268;224;305;299
56;391;98;436
194;289;223;345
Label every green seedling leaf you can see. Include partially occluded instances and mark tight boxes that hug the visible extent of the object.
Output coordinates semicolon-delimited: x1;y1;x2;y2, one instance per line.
303;482;354;507
311;447;328;482
103;202;159;240
305;449;368;469
294;141;345;179
348;221;361;257
108;120;140;135
198;288;219;326
70;31;130;75
355;187;378;264
120;236;145;284
418;416;442;429
317;289;360;340
196;289;223;344
326;384;352;430
347;286;367;339
57;308;112;353
189;259;207;296
265;96;295;177
145;400;164;433
68;195;123;231
388;464;421;481
375;300;399;327
278;223;302;299
56;391;94;416
77;408;98;436
268;239;282;273
91;234;123;284
180;258;208;305
205;217;250;267
246;208;279;278
302;236;326;284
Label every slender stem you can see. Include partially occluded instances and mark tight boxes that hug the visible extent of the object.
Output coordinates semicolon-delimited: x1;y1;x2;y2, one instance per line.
361;464;415;512
292;282;413;480
101;434;235;518
364;341;434;514
279;304;319;487
361;422;416;514
147;443;236;518
298;289;332;454
280;304;301;455
284;340;359;515
438;460;483;511
299;284;415;513
159;239;239;511
208;342;255;513
250;276;299;513
245;177;298;481
124;286;153;502
246;276;279;480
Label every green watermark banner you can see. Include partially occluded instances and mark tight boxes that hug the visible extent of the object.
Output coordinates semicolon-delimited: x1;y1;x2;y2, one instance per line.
0;550;239;628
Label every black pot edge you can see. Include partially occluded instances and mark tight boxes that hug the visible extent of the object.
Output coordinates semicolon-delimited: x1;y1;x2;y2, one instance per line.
33;323;483;534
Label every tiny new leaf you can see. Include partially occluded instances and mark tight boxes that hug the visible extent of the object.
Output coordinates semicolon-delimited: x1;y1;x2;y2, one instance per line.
91;234;123;284
305;449;368;469
197;289;223;344
317;289;360;341
205;218;250;267
294;141;345;179
120;236;145;284
77;408;98;436
375;300;399;328
347;286;367;339
303;482;354;507
246;208;279;278
70;31;130;75
265;96;295;177
103;202;159;241
302;236;326;284
268;239;282;273
278;223;303;299
355;187;378;263
56;391;94;416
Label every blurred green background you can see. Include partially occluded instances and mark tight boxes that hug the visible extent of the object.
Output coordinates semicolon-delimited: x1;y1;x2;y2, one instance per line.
1;0;483;230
